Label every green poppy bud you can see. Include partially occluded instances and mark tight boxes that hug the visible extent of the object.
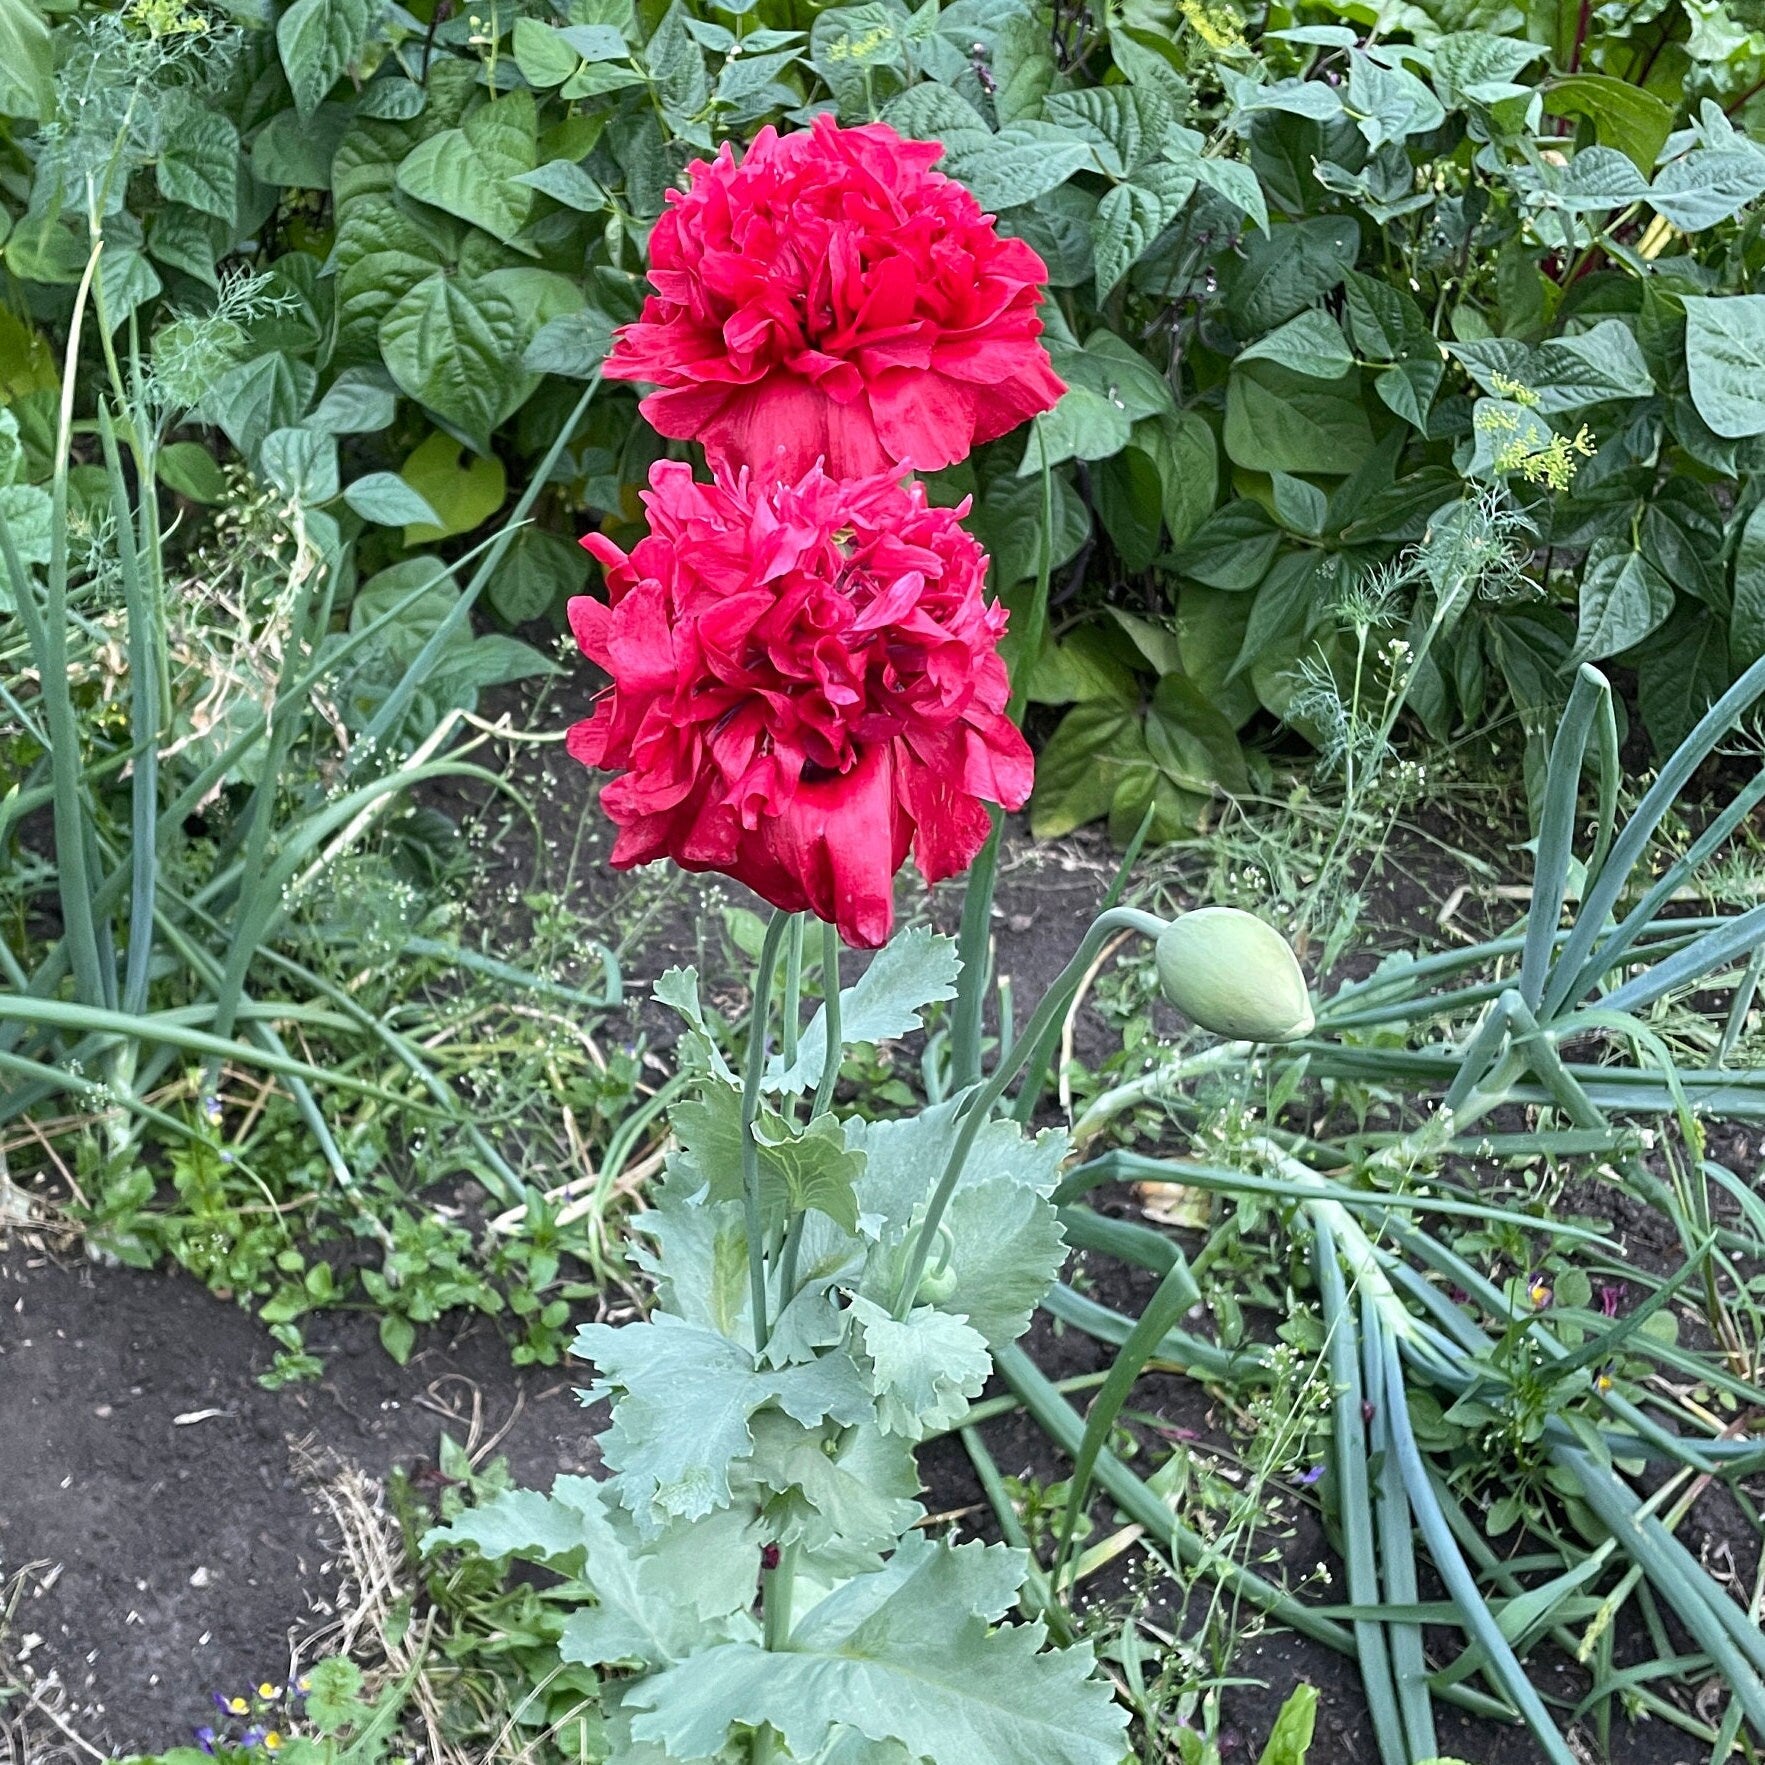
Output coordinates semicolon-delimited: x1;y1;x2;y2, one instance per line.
1155;907;1313;1042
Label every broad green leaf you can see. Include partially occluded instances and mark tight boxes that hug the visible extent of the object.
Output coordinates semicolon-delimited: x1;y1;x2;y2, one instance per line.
0;0;51;119
1042;85;1163;178
424;1476;706;1667
309;366;398;434
849;1299;991;1437
939;1170;1069;1348
626;1536;1128;1765
147;207;227;288
260;426;339;504
486;525;589;622
942;125;1095;211
1093;445;1164;570
653;965;737;1082
672;1085;865;1231
1172;499;1282;591
1224;217;1360;333
1430;32;1540;106
1191;154;1268;233
157;106;240;223
968;469;1089;585
524;308;616;379
157;441;229;505
1531;321;1655;410
278;0;376;118
1092;164;1196;297
1270;470;1328;537
379;275;524;451
1344;49;1444;148
844;1095;1066;1256
1684;295;1765;437
399;431;506;543
1544;74;1672;172
882;82;990;140
343;472;440;528
1549;146;1650;212
1237;309;1354;379
1061;331;1174;419
1133;410;1217;547
768;927;961;1094
1375;356;1443;429
574;1313;872;1529
517;159;607;211
201;354;317;459
1222;71;1344;122
99;248;162;334
1343;269;1431;362
512;16;581;86
1225;361;1372;476
0;481;50;611
1635;603;1730;754
647;0;710;122
397;92;539;245
755;1114;866;1232
1649;149;1765;232
1731;500;1765;666
1572;540;1673;662
1021;387;1132;472
1028;703;1148;835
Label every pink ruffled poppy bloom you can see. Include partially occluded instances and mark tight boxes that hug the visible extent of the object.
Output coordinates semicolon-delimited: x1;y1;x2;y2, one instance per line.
603;115;1065;480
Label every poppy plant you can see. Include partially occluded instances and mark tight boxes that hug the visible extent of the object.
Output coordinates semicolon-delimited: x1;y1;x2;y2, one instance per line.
603;114;1065;481
565;460;1033;947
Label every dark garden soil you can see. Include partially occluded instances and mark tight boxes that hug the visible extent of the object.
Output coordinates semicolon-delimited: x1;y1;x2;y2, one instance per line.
0;726;1750;1765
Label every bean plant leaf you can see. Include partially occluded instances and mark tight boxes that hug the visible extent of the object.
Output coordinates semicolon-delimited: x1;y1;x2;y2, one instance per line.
1648;149;1765;231
396;92;539;245
278;0;377;117
1731;501;1765;667
1573;540;1674;662
1684;296;1765;439
0;0;51;120
157;105;240;223
343;471;440;528
1237;309;1354;379
378;275;525;450
625;1536;1130;1765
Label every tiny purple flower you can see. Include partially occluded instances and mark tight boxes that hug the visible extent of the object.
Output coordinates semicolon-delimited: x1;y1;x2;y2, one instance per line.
194;1727;217;1755
1297;1464;1325;1486
1599;1283;1625;1317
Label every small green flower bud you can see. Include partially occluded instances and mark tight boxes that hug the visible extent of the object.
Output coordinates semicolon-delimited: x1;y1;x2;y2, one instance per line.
1155;907;1313;1042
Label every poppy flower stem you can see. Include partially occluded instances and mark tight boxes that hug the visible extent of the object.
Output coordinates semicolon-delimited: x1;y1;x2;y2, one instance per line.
743;909;793;1354
950;810;1003;1089
892;905;1170;1317
811;920;842;1120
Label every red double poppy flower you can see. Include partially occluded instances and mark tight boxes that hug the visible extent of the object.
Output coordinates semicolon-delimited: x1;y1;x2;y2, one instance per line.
566;461;1033;947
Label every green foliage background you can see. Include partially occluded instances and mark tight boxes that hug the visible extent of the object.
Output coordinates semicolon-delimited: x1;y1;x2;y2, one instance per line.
5;0;1765;826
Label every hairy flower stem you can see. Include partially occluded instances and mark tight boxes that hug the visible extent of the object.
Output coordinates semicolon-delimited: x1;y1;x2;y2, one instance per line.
891;906;1169;1317
743;910;792;1355
812;921;842;1119
779;925;842;1307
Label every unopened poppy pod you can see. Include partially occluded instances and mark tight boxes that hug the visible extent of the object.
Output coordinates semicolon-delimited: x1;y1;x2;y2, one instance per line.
1155;907;1314;1042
